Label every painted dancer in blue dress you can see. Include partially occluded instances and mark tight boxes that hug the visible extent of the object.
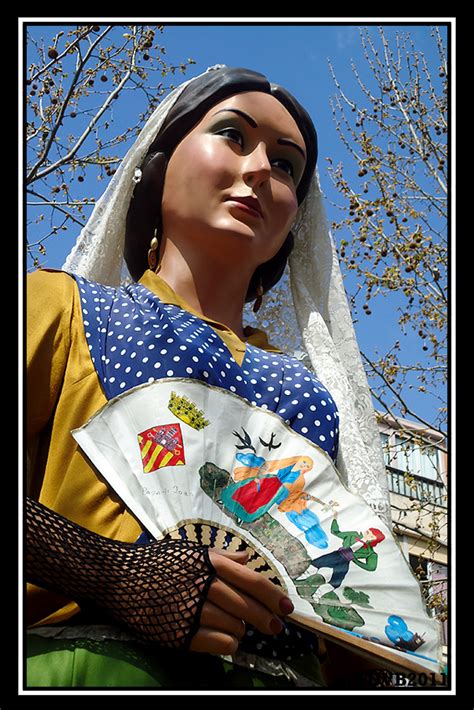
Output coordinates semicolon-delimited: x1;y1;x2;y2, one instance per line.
26;65;390;688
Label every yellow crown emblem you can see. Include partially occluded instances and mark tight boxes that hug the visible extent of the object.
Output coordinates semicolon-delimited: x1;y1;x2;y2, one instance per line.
168;391;210;431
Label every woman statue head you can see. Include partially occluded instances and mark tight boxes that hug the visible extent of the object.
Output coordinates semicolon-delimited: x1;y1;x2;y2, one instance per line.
124;66;318;304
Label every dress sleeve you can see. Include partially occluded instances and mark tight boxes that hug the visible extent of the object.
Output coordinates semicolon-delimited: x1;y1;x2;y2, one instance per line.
26;270;76;439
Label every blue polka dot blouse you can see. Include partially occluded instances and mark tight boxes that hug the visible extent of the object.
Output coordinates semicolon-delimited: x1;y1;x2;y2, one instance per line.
72;273;340;463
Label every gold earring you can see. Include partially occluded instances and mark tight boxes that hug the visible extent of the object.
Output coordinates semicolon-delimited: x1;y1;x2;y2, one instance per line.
148;231;160;272
253;278;264;313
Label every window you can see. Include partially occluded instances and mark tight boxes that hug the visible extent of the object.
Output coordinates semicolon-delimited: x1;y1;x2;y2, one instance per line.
380;432;398;468
428;561;448;645
382;431;447;507
393;435;440;481
408;557;448;645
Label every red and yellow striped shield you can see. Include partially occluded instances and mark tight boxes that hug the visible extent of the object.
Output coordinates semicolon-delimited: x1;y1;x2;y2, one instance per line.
137;423;186;473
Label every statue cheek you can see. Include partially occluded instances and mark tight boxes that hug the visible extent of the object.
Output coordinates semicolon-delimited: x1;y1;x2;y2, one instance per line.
187;139;236;187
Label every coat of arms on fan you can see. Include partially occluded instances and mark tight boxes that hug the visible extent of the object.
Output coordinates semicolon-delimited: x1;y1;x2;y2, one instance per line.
72;377;443;675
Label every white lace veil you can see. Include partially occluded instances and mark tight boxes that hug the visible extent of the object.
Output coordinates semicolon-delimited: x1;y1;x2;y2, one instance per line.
63;65;391;526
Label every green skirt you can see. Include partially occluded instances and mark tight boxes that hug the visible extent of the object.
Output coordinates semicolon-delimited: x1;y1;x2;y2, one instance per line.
26;634;324;689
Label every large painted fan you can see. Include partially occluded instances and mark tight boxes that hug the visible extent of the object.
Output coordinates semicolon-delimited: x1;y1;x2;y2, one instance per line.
72;377;443;677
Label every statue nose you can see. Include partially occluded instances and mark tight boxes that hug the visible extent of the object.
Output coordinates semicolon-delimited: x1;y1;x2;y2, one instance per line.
242;143;271;185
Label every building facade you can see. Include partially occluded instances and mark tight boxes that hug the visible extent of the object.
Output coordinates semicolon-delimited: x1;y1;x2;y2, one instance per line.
377;412;448;666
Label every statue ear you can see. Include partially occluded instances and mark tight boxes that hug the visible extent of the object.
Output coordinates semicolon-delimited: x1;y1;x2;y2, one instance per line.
124;152;168;281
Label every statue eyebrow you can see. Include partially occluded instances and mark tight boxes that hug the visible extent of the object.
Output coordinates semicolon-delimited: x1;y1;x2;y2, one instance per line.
211;108;307;161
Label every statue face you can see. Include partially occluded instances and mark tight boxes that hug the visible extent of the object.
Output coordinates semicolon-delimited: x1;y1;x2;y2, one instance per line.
160;91;307;270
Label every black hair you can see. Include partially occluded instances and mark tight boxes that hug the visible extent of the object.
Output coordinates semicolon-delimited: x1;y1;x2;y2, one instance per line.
124;66;318;300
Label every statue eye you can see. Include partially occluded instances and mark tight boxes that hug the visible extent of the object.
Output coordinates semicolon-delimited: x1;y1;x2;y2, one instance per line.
218;127;244;146
272;158;295;178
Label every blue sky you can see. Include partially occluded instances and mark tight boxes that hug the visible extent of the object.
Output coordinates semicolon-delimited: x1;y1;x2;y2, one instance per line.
24;20;450;427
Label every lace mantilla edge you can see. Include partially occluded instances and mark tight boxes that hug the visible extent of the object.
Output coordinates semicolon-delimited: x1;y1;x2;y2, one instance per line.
298;177;391;525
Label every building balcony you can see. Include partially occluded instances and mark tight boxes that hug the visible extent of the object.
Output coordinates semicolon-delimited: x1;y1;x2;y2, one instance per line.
386;466;447;509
